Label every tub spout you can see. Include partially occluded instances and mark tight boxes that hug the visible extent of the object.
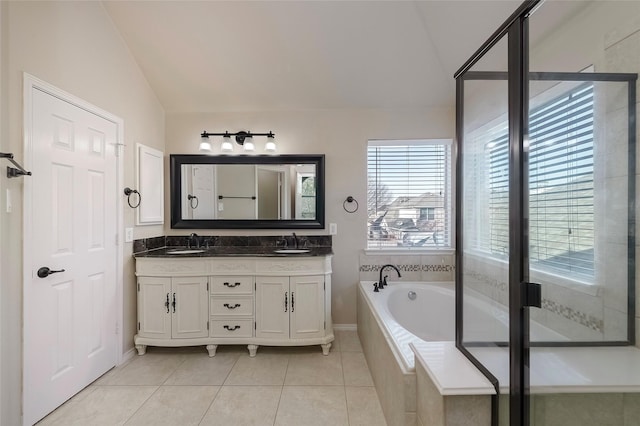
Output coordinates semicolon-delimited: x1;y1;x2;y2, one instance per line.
378;264;401;289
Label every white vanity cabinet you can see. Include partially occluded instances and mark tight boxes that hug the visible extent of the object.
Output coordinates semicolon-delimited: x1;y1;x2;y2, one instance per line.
256;275;325;341
134;255;333;357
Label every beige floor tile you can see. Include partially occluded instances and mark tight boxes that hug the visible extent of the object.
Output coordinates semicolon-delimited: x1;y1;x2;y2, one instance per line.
200;386;282;426
225;353;289;385
285;351;344;386
96;353;187;386
336;330;363;352
342;352;374;386
164;353;239;385
125;386;219;426
275;386;349;426
36;386;99;425
346;387;387;426
38;386;157;426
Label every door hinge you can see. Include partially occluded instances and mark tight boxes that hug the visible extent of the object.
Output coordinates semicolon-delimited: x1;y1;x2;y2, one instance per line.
254;321;256;330
115;322;119;335
115;233;119;245
137;322;140;331
137;282;140;291
207;281;209;292
522;282;542;308
207;321;209;330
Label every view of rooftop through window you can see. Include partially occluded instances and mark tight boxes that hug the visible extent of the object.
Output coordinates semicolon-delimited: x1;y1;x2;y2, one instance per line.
367;140;452;249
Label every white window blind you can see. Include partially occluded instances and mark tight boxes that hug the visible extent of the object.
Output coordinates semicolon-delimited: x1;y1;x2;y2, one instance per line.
477;83;595;280
367;140;452;249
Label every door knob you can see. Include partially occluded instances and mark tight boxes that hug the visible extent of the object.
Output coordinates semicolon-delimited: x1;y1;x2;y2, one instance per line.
37;267;65;278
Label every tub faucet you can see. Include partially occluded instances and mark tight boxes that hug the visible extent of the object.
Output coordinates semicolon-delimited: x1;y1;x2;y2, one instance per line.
378;264;401;289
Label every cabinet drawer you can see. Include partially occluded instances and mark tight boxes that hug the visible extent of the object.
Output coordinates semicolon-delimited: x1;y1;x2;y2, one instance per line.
210;276;254;295
210;319;253;338
210;296;253;316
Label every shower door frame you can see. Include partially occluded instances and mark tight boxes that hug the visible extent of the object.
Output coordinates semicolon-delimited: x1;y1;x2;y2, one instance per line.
454;1;637;425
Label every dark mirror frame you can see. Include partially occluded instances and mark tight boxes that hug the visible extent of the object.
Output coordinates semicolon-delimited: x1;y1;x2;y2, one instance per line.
170;154;325;229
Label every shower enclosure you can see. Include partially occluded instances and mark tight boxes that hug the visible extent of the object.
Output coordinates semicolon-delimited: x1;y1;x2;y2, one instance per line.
455;1;638;425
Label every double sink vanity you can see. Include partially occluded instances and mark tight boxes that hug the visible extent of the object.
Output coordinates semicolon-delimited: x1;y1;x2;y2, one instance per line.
133;236;334;357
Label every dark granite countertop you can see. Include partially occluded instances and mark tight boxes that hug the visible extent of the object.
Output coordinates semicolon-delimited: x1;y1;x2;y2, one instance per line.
134;246;333;258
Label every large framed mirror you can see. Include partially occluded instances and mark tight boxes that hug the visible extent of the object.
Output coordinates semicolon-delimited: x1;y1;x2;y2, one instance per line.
170;154;325;229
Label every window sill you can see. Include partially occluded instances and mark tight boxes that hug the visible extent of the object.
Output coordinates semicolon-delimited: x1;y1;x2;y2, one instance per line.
463;249;601;297
364;247;456;256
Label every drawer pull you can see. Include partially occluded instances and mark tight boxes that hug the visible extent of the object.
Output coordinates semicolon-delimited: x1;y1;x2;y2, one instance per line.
223;282;241;288
223;303;241;310
284;291;288;312
223;325;241;331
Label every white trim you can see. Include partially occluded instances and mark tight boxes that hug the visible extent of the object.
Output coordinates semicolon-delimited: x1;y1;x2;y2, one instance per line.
364;248;456;256
332;324;357;331
22;73;125;373
368;138;453;147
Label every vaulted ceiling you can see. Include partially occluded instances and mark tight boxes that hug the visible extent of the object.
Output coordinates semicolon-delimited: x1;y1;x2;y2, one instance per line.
102;1;588;113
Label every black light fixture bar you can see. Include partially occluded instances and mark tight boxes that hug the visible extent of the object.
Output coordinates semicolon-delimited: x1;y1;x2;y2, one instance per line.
200;130;275;145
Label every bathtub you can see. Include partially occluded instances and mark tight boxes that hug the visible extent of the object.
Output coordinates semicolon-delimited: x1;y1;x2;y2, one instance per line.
357;280;456;426
358;281;455;373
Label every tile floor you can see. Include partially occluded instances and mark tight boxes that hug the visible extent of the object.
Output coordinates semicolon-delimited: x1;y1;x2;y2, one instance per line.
37;330;387;426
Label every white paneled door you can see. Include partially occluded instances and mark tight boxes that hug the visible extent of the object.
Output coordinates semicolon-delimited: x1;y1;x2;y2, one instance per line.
23;86;118;425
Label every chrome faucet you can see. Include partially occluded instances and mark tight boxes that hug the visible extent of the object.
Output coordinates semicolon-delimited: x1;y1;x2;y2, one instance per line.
292;232;298;249
188;233;199;249
377;264;401;290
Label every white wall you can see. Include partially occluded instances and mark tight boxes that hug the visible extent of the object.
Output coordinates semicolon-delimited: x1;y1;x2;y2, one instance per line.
165;109;455;325
0;2;165;424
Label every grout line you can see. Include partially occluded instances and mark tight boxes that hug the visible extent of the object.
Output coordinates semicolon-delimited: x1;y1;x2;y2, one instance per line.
121;385;161;425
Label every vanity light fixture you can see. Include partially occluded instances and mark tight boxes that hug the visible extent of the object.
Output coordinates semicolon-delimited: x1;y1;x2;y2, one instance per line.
200;130;276;154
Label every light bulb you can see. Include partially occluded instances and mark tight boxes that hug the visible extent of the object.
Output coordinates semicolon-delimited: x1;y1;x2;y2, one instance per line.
199;137;212;152
265;135;277;153
221;136;234;153
243;137;255;152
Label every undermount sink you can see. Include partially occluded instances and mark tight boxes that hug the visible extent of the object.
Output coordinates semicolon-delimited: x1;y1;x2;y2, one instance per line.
166;249;206;255
274;249;311;254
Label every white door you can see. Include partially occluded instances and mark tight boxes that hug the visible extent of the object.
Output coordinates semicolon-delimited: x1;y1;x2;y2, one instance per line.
171;276;209;339
255;276;289;339
289;275;325;339
24;87;118;425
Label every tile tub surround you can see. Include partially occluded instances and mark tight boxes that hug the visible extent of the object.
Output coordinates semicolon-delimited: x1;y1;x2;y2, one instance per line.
39;335;387;426
359;253;455;282
134;235;333;254
357;284;418;426
412;342;494;426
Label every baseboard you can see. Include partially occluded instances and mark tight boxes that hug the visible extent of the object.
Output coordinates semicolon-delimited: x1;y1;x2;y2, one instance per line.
333;323;357;331
119;347;136;365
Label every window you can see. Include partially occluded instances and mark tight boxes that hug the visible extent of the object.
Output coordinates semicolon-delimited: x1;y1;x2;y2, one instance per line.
470;83;595;280
367;140;452;249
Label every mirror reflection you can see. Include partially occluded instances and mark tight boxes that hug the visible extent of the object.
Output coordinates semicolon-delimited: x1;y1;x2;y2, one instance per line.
180;163;317;220
170;154;325;229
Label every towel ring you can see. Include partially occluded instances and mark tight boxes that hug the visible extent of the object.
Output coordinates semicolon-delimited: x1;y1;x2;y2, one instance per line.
124;187;141;209
343;196;358;213
188;194;199;209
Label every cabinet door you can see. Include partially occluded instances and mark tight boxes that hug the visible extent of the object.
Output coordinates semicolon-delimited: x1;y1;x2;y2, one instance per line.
255;276;289;339
171;277;209;339
289;275;325;339
138;276;171;339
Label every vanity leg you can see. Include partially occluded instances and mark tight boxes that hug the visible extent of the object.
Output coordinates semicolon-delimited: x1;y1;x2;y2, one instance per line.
135;344;147;356
321;343;332;356
206;344;218;357
247;344;259;357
